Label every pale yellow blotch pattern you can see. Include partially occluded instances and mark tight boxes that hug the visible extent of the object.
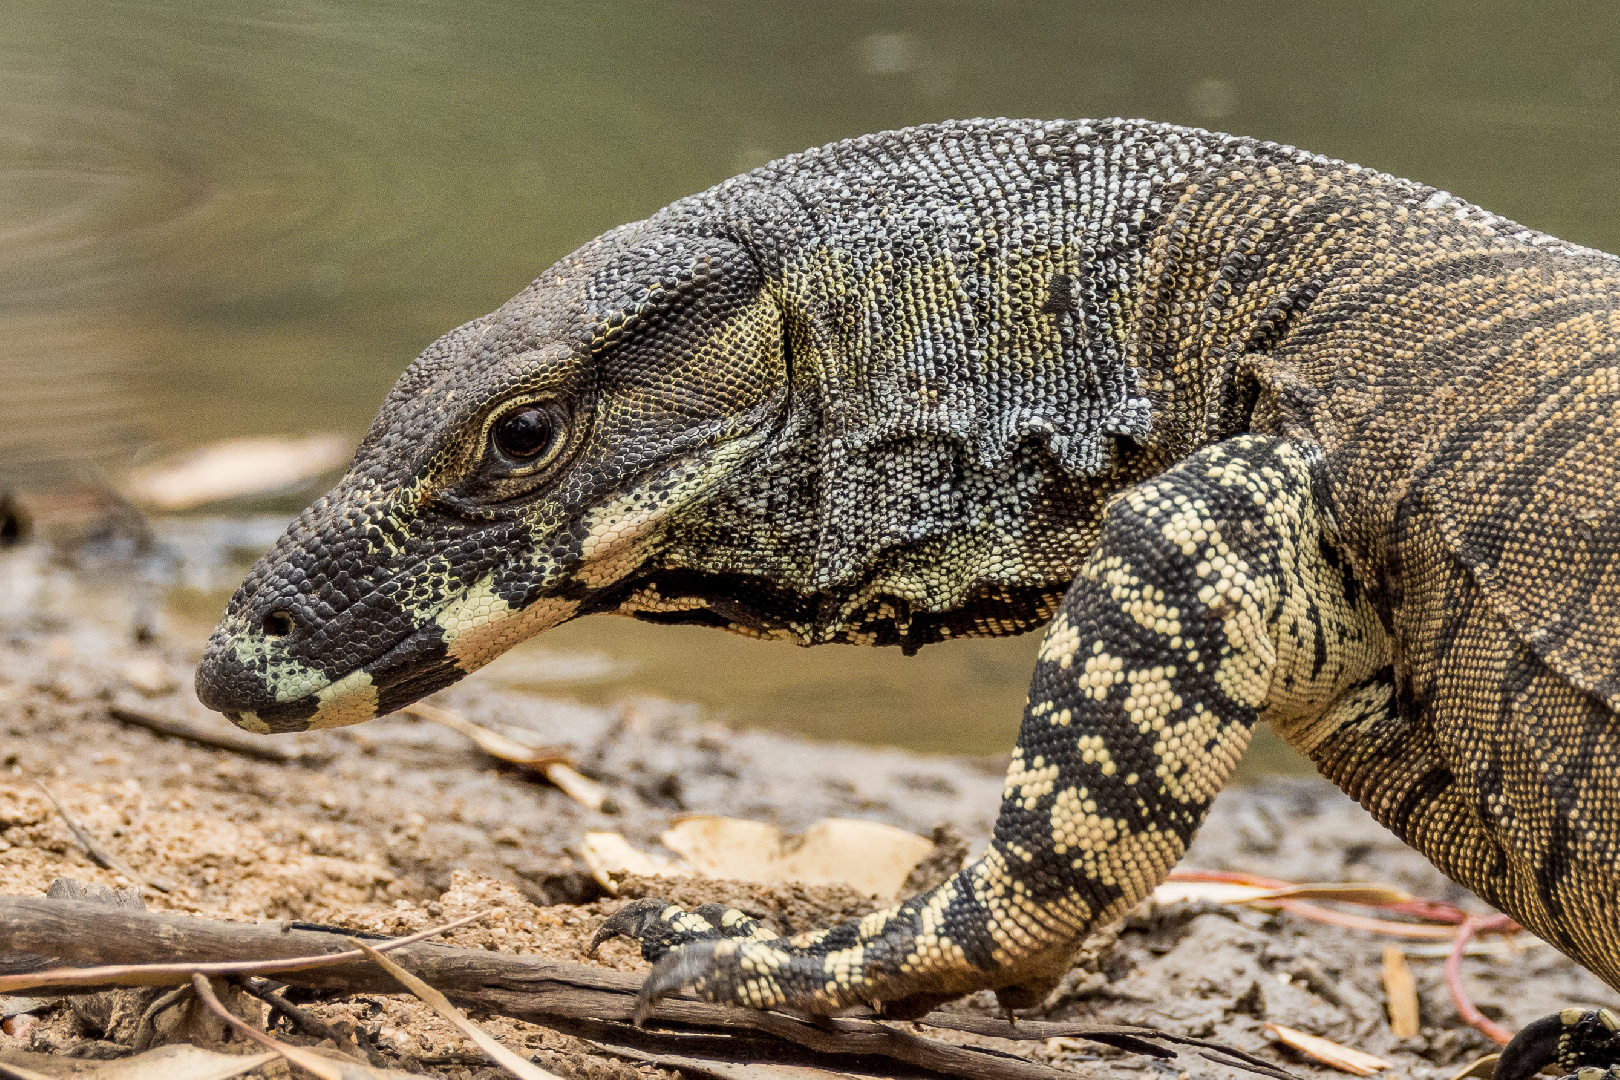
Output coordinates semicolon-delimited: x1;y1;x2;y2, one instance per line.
1076;642;1125;701
1123;470;1278;709
1002;748;1060;809
1037;612;1082;668
716;939;793;1009
305;669;379;729
1049;786;1118;858
232;630;330;705
968;849;1092;966
1075;733;1116;775
233;711;272;734
576;506;666;587
436;583;581;673
894;879;971;980
820;943;866;988
1099;558;1183;640
854;907;896;942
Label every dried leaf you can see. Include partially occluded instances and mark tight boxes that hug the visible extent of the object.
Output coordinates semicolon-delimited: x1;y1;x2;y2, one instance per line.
82;1045;280;1080
1265;1024;1391;1076
347;938;563;1080
1168;867;1292;889
404;702;615;811
1152;881;1277;904
0;911;487;993
1255;883;1414;905
582;817;936;898
1152;881;1413;906
580;831;692;892
125;435;351;510
0;1045;280;1080
1381;945;1421;1037
1446;1054;1499;1080
661;816;936;899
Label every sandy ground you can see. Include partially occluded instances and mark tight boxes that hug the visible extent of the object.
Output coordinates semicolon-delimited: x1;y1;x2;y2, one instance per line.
0;524;1614;1079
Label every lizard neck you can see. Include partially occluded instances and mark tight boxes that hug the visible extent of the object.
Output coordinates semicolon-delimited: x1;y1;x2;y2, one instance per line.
649;120;1273;645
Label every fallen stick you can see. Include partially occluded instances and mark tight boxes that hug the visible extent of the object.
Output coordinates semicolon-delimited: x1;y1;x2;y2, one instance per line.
0;907;488;989
348;937;563;1080
106;701;333;767
33;781;171;894
0;896;1296;1080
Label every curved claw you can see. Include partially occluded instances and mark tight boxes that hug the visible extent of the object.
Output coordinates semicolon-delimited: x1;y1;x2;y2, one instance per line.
1499;1009;1620;1080
589;896;781;964
587;897;677;960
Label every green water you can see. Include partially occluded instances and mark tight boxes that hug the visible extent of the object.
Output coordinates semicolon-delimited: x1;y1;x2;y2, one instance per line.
5;0;1617;765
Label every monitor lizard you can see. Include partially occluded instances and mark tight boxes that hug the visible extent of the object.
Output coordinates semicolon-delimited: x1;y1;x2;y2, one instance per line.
194;118;1620;1078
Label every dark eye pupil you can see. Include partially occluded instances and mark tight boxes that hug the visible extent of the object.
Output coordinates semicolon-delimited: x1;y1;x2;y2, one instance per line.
494;406;554;460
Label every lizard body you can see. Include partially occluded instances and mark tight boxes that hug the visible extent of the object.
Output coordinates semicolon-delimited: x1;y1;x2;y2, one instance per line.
196;119;1620;1069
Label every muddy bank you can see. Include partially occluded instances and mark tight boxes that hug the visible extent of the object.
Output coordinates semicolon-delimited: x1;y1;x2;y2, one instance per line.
0;528;1612;1078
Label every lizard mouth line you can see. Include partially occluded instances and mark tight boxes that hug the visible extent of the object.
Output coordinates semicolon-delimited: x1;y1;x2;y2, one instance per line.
228;620;460;733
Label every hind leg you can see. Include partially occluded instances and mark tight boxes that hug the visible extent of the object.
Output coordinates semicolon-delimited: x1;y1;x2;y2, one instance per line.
1282;507;1620;1066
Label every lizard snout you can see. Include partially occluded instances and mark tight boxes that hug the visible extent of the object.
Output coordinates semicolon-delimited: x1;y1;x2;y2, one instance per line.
193;629;325;734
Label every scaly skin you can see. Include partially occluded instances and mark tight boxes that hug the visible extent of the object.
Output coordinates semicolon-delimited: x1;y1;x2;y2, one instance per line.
196;119;1620;1067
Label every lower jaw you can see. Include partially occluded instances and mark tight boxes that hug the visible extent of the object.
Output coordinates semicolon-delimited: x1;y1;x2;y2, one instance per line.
232;646;467;734
228;590;582;735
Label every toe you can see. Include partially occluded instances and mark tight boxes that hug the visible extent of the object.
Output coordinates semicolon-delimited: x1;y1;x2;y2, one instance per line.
1500;1009;1620;1080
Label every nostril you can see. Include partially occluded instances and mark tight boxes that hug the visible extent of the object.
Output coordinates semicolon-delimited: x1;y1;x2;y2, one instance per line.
262;610;296;638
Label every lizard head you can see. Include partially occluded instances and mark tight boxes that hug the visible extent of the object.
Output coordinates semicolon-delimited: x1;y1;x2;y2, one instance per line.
194;220;787;732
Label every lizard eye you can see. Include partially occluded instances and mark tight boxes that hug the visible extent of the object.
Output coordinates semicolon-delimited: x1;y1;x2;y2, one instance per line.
492;405;556;462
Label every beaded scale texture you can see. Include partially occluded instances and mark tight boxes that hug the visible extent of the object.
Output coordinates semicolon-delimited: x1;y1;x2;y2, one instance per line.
195;119;1620;1071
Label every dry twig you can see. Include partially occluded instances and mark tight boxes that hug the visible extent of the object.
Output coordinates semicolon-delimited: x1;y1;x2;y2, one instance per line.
107;701;332;767
348;937;563;1080
131;984;193;1051
190;973;414;1079
236;976;383;1066
0;908;489;992
404;701;617;813
1381;945;1421;1038
33;780;170;894
0;897;1299;1080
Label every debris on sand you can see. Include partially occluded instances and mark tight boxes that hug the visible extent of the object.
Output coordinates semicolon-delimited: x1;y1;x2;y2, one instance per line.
581;814;936;898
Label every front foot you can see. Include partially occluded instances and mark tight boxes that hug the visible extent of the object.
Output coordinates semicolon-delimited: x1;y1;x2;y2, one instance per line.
1499;1009;1620;1080
588;896;776;963
641;936;968;1019
604;859;1086;1019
